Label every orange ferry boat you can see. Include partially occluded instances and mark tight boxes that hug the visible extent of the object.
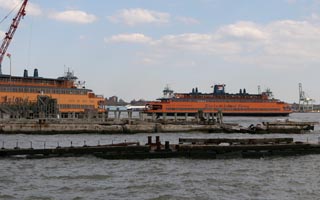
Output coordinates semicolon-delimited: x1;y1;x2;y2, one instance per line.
145;84;292;116
0;69;105;117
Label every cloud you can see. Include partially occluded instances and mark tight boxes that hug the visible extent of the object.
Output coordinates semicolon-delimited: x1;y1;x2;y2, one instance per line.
0;0;42;16
176;16;200;25
105;33;152;44
217;21;267;40
108;8;170;26
107;18;320;69
49;10;97;24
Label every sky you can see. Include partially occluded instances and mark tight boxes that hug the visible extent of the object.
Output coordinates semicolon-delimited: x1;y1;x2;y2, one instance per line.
0;0;320;103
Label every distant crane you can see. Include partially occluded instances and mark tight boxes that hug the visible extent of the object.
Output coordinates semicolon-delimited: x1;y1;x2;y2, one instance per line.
0;0;28;74
298;83;314;112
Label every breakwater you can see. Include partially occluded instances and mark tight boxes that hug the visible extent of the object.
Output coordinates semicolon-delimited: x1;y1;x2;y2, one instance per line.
0;118;315;134
0;110;317;134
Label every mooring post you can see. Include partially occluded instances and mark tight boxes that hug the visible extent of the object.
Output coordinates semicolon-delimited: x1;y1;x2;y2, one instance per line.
30;141;33;149
174;113;177;122
148;136;152;145
84;140;87;147
156;136;161;150
165;141;170;150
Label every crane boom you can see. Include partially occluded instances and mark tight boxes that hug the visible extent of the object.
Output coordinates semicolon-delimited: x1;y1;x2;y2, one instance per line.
0;0;28;74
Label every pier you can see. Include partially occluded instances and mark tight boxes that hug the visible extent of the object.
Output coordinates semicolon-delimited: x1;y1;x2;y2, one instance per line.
1;136;320;159
0;110;316;134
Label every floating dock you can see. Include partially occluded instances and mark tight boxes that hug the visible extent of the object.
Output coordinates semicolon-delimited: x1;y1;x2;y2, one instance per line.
1;136;320;159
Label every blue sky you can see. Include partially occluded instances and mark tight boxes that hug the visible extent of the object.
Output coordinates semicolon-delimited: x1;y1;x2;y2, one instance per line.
0;0;320;103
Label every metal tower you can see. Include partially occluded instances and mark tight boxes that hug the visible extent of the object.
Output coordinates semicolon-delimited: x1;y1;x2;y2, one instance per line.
298;83;314;112
0;0;28;74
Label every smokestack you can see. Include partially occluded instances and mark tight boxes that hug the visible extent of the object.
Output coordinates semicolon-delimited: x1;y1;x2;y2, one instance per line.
34;68;38;78
23;69;28;77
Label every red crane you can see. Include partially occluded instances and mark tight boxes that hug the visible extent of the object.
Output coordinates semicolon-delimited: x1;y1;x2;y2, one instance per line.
0;0;28;74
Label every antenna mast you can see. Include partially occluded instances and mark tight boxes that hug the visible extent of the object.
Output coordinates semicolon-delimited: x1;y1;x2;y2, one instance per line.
0;0;28;74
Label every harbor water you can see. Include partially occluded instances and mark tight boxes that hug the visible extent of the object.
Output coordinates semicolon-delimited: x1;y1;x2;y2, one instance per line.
0;113;320;200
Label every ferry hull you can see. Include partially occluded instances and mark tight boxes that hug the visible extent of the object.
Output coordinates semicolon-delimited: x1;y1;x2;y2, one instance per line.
148;112;290;117
145;100;292;117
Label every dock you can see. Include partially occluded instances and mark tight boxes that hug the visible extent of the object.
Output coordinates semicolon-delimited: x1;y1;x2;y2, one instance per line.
1;136;320;159
0;111;316;134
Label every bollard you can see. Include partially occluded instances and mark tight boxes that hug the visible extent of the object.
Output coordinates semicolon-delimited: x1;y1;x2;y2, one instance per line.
43;141;46;149
70;141;73;148
57;141;61;149
1;141;4;149
148;136;152;145
30;141;33;149
165;141;170;150
84;140;87;147
156;136;161;151
98;140;100;146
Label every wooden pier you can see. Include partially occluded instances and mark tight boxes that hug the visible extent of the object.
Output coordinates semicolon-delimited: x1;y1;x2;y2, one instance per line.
1;136;320;159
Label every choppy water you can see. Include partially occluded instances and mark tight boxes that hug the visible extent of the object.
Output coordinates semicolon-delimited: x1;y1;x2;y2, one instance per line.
1;113;320;200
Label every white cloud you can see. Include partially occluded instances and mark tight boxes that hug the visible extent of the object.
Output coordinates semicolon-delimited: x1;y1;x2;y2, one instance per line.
0;0;42;16
217;21;267;40
49;10;97;24
106;19;320;69
105;33;152;44
176;16;199;25
108;8;170;26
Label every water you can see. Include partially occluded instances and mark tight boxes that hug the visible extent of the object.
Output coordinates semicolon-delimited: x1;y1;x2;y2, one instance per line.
0;113;320;200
